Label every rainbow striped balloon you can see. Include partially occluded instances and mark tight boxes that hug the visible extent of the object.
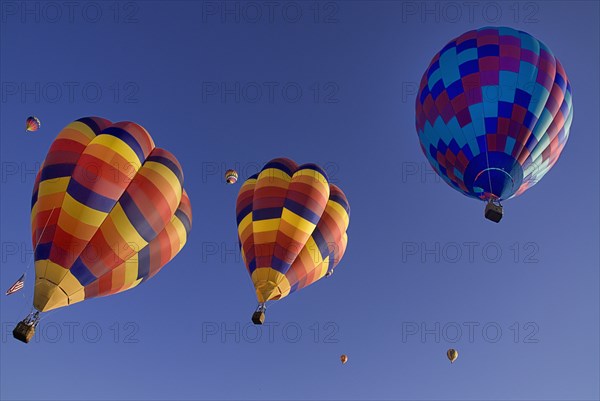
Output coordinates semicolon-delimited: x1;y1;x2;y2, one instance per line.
236;158;350;304
416;27;573;201
31;117;192;312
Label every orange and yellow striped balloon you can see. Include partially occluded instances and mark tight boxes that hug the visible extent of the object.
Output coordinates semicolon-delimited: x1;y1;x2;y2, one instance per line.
30;117;192;312
236;158;350;304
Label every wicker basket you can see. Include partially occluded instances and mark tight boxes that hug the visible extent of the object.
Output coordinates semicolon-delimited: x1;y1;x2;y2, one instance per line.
252;311;265;325
13;321;36;343
485;202;503;223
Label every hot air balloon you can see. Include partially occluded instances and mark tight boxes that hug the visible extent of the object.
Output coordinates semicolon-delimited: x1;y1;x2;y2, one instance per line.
26;116;41;132
235;158;350;324
415;27;573;222
447;348;458;363
13;117;192;343
340;354;348;364
225;169;238;184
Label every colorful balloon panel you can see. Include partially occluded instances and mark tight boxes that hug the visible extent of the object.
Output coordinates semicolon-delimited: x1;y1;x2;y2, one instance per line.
30;117;191;312
235;158;350;303
84;191;192;299
286;184;349;295
415;27;573;201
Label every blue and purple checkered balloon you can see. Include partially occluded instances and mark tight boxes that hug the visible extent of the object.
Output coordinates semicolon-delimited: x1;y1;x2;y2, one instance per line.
416;26;573;201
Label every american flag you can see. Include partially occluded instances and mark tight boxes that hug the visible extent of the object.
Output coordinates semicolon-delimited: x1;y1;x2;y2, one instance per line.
5;274;25;295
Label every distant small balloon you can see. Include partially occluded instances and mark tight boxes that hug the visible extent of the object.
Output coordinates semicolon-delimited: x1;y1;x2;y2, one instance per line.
447;349;458;364
225;169;238;184
340;354;348;364
26;116;41;132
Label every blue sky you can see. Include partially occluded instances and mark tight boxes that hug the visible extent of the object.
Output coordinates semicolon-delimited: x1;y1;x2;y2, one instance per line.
1;1;598;400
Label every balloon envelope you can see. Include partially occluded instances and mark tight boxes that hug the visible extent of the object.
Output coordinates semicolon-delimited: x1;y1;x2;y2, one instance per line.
416;27;573;201
30;117;192;312
236;158;350;303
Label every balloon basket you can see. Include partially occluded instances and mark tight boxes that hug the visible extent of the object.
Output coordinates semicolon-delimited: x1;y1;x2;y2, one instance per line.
13;321;36;343
252;311;265;325
484;201;503;223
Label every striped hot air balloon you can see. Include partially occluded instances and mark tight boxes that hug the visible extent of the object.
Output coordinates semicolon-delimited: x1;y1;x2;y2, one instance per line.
26;116;41;132
15;117;192;343
415;27;573;222
225;169;238;184
236;158;350;324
